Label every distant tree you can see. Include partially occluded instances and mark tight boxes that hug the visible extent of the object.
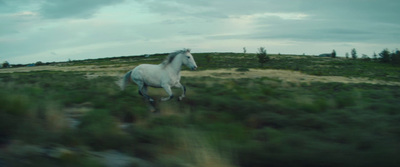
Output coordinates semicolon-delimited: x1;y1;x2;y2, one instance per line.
12;64;25;68
257;47;269;67
373;52;378;60
392;49;400;65
2;61;10;68
243;47;247;54
35;61;44;66
351;48;357;59
331;49;336;58
379;49;391;63
362;54;370;61
345;52;349;59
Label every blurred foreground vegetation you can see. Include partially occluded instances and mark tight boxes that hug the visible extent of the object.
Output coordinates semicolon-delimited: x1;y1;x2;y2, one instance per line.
1;53;400;167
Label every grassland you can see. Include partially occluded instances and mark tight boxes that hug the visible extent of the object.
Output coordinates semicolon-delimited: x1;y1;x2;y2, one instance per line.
1;53;400;167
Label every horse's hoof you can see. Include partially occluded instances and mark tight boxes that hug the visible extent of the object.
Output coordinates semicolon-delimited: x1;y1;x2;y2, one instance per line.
149;99;156;106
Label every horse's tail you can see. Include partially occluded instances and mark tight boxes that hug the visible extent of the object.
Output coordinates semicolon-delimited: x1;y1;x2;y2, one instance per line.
121;70;132;91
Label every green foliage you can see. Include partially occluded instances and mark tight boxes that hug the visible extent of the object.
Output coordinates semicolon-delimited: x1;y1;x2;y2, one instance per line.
392;50;400;65
35;61;44;66
379;49;391;63
204;54;212;63
331;49;336;58
1;53;400;166
78;109;131;150
351;48;357;59
362;54;371;61
2;61;10;68
0;93;31;141
379;49;400;65
257;47;269;66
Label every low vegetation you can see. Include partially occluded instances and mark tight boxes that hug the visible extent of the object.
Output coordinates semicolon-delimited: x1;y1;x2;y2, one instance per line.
1;52;400;166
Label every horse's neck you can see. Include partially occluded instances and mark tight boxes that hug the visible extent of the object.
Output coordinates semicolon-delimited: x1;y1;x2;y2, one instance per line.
168;55;183;75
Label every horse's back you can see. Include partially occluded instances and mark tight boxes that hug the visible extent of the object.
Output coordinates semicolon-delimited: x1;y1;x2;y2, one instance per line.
132;64;163;87
133;64;161;75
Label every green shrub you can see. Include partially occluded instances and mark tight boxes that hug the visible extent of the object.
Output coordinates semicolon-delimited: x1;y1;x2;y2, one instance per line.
0;94;31;116
257;47;270;67
334;92;356;109
78;110;131;150
0;93;32;141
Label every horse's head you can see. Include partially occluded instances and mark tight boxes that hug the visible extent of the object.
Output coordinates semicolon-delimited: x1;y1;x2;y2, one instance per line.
181;49;197;70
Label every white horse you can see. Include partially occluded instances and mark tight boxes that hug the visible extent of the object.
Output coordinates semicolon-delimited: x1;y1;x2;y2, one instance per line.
121;49;197;102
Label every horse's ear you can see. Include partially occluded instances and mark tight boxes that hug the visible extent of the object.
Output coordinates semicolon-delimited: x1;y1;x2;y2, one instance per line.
186;49;191;53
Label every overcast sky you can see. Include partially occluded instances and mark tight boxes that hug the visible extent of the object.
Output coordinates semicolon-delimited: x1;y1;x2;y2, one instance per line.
1;0;399;64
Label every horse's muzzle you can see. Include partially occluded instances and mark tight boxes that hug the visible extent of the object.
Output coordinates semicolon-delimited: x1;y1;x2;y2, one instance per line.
191;66;197;70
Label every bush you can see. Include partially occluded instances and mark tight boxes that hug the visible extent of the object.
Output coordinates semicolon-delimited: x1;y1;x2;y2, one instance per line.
351;48;357;59
0;93;32;141
78;110;131;150
35;61;44;66
2;61;10;68
331;49;336;58
392;50;400;65
257;47;270;66
379;49;391;63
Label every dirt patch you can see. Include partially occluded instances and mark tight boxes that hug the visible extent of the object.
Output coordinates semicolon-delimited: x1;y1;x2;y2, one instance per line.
0;64;132;73
0;64;133;79
182;69;400;86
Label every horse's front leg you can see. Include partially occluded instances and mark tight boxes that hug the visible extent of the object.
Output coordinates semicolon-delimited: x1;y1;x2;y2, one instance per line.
161;84;174;101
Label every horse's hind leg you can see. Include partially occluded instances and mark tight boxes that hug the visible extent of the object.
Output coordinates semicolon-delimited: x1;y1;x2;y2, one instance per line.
141;88;154;102
136;82;154;102
138;85;148;96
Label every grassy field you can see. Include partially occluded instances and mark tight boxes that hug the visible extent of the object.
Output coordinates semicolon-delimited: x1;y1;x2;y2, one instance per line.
1;53;400;167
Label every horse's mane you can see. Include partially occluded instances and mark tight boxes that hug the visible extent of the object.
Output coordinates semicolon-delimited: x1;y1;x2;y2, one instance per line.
161;49;190;67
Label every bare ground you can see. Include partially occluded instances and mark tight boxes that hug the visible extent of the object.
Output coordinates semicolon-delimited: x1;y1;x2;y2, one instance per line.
182;69;400;86
2;65;400;86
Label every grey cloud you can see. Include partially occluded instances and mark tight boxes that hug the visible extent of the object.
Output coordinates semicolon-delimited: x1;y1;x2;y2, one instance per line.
2;0;399;64
0;11;39;37
208;15;400;44
0;0;39;13
39;0;124;19
134;0;228;19
0;0;18;13
135;0;400;23
0;17;19;35
133;0;400;44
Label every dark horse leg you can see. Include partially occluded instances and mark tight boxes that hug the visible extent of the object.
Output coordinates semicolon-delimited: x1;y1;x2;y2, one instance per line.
134;80;154;102
139;85;154;102
137;84;157;112
176;83;186;101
